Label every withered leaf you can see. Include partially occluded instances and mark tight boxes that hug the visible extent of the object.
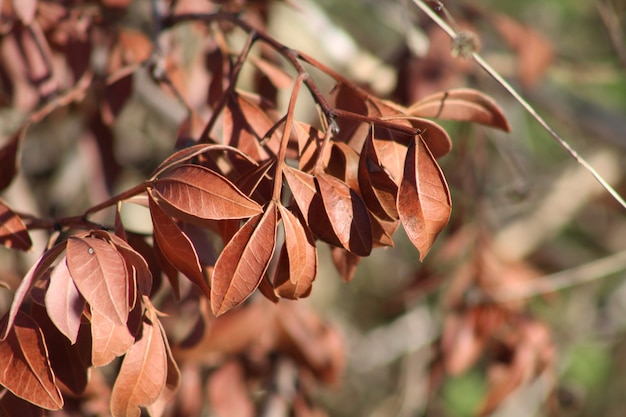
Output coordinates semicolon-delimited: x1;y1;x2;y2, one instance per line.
283;165;316;221
90;306;136;367
397;136;451;261
315;173;372;256
1;241;67;341
106;232;153;298
12;0;37;25
67;237;129;325
45;255;85;344
148;192;210;298
326;142;361;193
405;117;453;159
358;128;399;220
211;202;278;316
330;246;361;283
0;198;32;251
151;164;262;224
207;360;254;417
111;310;168;417
249;55;293;89
0;128;22;192
273;205;317;299
371;126;410;185
408;88;511;132
0;391;45;417
146;318;181;417
0;312;63;410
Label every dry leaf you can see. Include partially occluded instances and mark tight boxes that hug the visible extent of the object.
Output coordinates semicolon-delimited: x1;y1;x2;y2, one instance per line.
45;255;85;344
0;198;32;251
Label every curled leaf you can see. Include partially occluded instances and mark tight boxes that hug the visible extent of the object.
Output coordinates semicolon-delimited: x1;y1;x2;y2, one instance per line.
211;202;278;316
397;136;451;261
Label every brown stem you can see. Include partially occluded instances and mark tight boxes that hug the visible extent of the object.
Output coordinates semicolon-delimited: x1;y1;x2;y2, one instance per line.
83;182;148;218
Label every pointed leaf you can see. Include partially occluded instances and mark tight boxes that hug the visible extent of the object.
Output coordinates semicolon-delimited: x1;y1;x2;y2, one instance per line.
0;199;32;251
148;192;210;298
0;312;63;410
211;202;278;316
405;117;453;159
408;88;511;132
273;205;317;299
330;247;361;282
315;173;372;256
283;165;316;221
397;136;451;260
0;128;20;192
90;307;136;367
66;237;129;325
146;318;181;417
45;255;85;344
1;241;67;340
111;310;168;417
151;164;262;224
358;128;399;220
107;233;153;297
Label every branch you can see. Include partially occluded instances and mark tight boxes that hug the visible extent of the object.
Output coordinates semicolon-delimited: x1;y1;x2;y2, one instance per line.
412;0;626;210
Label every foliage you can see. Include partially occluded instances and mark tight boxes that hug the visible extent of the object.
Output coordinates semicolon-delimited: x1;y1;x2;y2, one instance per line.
0;0;624;416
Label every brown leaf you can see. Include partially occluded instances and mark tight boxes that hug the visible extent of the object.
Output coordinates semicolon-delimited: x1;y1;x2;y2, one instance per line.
405;117;453;160
151;164;262;224
0;391;44;417
0;312;63;410
358;128;399;220
397;136;451;260
0;198;32;251
315;173;372;256
44;255;85;344
283;165;317;221
111;310;168;417
249;55;293;89
326;142;361;193
371;126;410;185
330;247;361;283
273;205;317;299
294;121;326;172
1;241;67;340
441;313;483;375
106;232;153;298
408;88;511;132
30;303;91;396
66;237;129;325
90;307;135;367
211;202;278;316
207;360;254;417
11;0;37;25
0;128;22;192
146;318;181;417
148;192;210;298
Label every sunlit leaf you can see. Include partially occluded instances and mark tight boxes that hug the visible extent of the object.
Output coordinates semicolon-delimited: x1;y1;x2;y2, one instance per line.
408;88;511;132
0;312;63;410
1;242;67;341
358;128;399;220
90;305;136;367
273;205;317;299
45;255;85;344
111;310;168;417
146;317;181;417
148;192;210;298
283;165;316;221
0;199;32;251
151;164;262;224
211;202;278;316
397;136;451;261
315;173;372;256
67;237;129;325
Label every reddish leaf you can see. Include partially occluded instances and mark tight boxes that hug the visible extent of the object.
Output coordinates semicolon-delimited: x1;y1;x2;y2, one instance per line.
211;202;278;316
315;173;372;256
408;88;511;132
151;164;262;224
106;232;153;297
146;318;181;417
326;142;361;193
90;307;136;367
273;205;317;299
0;199;32;251
405;117;453;160
0;129;22;192
66;237;129;325
283;165;317;222
12;0;37;24
397;136;451;261
44;255;85;344
0;391;44;417
358;129;399;220
0;312;63;410
330;247;361;283
1;241;67;340
111;310;168;417
207;360;254;417
148;193;210;298
31;303;91;396
294;121;326;172
371;126;410;185
249;55;292;89
370;212;399;248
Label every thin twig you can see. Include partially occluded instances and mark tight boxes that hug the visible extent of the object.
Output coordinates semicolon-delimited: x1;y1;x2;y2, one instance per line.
412;0;626;210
